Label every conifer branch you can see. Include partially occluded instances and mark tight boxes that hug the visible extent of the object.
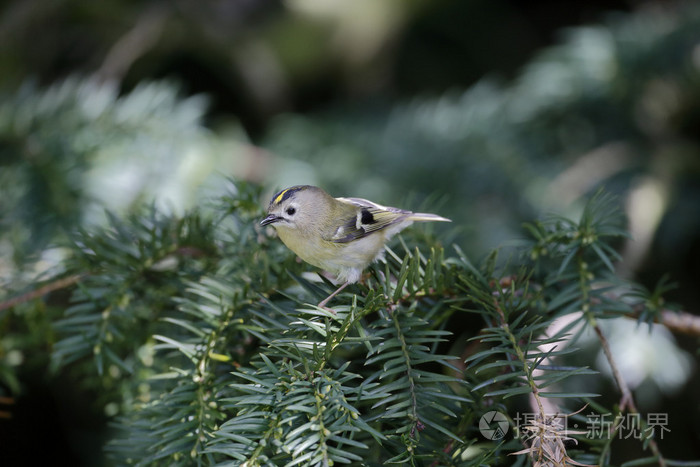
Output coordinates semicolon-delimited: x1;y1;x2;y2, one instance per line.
492;292;580;466
0;273;84;312
390;303;422;439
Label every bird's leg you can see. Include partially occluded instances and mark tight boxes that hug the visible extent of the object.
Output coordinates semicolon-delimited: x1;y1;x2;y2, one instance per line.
318;281;349;311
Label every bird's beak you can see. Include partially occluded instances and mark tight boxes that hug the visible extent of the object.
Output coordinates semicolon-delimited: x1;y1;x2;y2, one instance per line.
260;214;282;226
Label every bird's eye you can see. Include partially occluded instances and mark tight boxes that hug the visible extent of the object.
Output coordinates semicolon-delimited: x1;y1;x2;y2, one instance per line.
286;207;296;216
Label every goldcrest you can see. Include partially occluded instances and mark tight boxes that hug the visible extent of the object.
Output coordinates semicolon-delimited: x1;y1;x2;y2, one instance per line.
260;185;450;308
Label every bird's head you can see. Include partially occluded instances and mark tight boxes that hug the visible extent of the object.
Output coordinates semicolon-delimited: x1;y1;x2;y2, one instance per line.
260;185;332;233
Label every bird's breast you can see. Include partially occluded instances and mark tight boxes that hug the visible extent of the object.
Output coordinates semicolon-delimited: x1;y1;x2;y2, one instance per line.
275;226;386;274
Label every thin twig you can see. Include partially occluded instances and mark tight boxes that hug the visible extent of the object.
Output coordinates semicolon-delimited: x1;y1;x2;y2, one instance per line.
592;323;635;412
600;290;700;337
0;274;84;312
592;321;667;467
504;280;700;338
635;306;700;337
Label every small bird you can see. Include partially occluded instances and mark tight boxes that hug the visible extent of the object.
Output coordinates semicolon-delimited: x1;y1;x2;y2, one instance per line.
260;185;451;309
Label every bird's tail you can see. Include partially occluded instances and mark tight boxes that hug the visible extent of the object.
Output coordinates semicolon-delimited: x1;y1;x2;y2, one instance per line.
408;212;451;223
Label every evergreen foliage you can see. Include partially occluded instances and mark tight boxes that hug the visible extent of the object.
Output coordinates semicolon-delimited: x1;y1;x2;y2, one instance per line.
14;184;682;466
2;3;700;466
0;78;214;267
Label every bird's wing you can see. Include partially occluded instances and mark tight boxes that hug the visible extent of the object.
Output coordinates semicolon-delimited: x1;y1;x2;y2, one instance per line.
326;197;410;243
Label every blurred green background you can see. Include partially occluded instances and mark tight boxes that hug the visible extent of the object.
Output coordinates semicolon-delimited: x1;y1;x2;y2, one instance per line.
1;0;700;464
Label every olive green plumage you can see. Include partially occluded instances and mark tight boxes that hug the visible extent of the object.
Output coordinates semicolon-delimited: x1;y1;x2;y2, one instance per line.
260;185;451;293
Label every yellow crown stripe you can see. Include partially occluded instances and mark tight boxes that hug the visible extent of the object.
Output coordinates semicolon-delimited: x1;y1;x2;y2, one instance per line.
274;189;290;205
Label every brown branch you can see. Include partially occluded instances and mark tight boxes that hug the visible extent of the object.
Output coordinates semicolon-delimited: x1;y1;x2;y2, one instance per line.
0;274;84;312
593;323;635;413
641;307;700;337
592;321;666;467
516;282;700;338
602;295;700;337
